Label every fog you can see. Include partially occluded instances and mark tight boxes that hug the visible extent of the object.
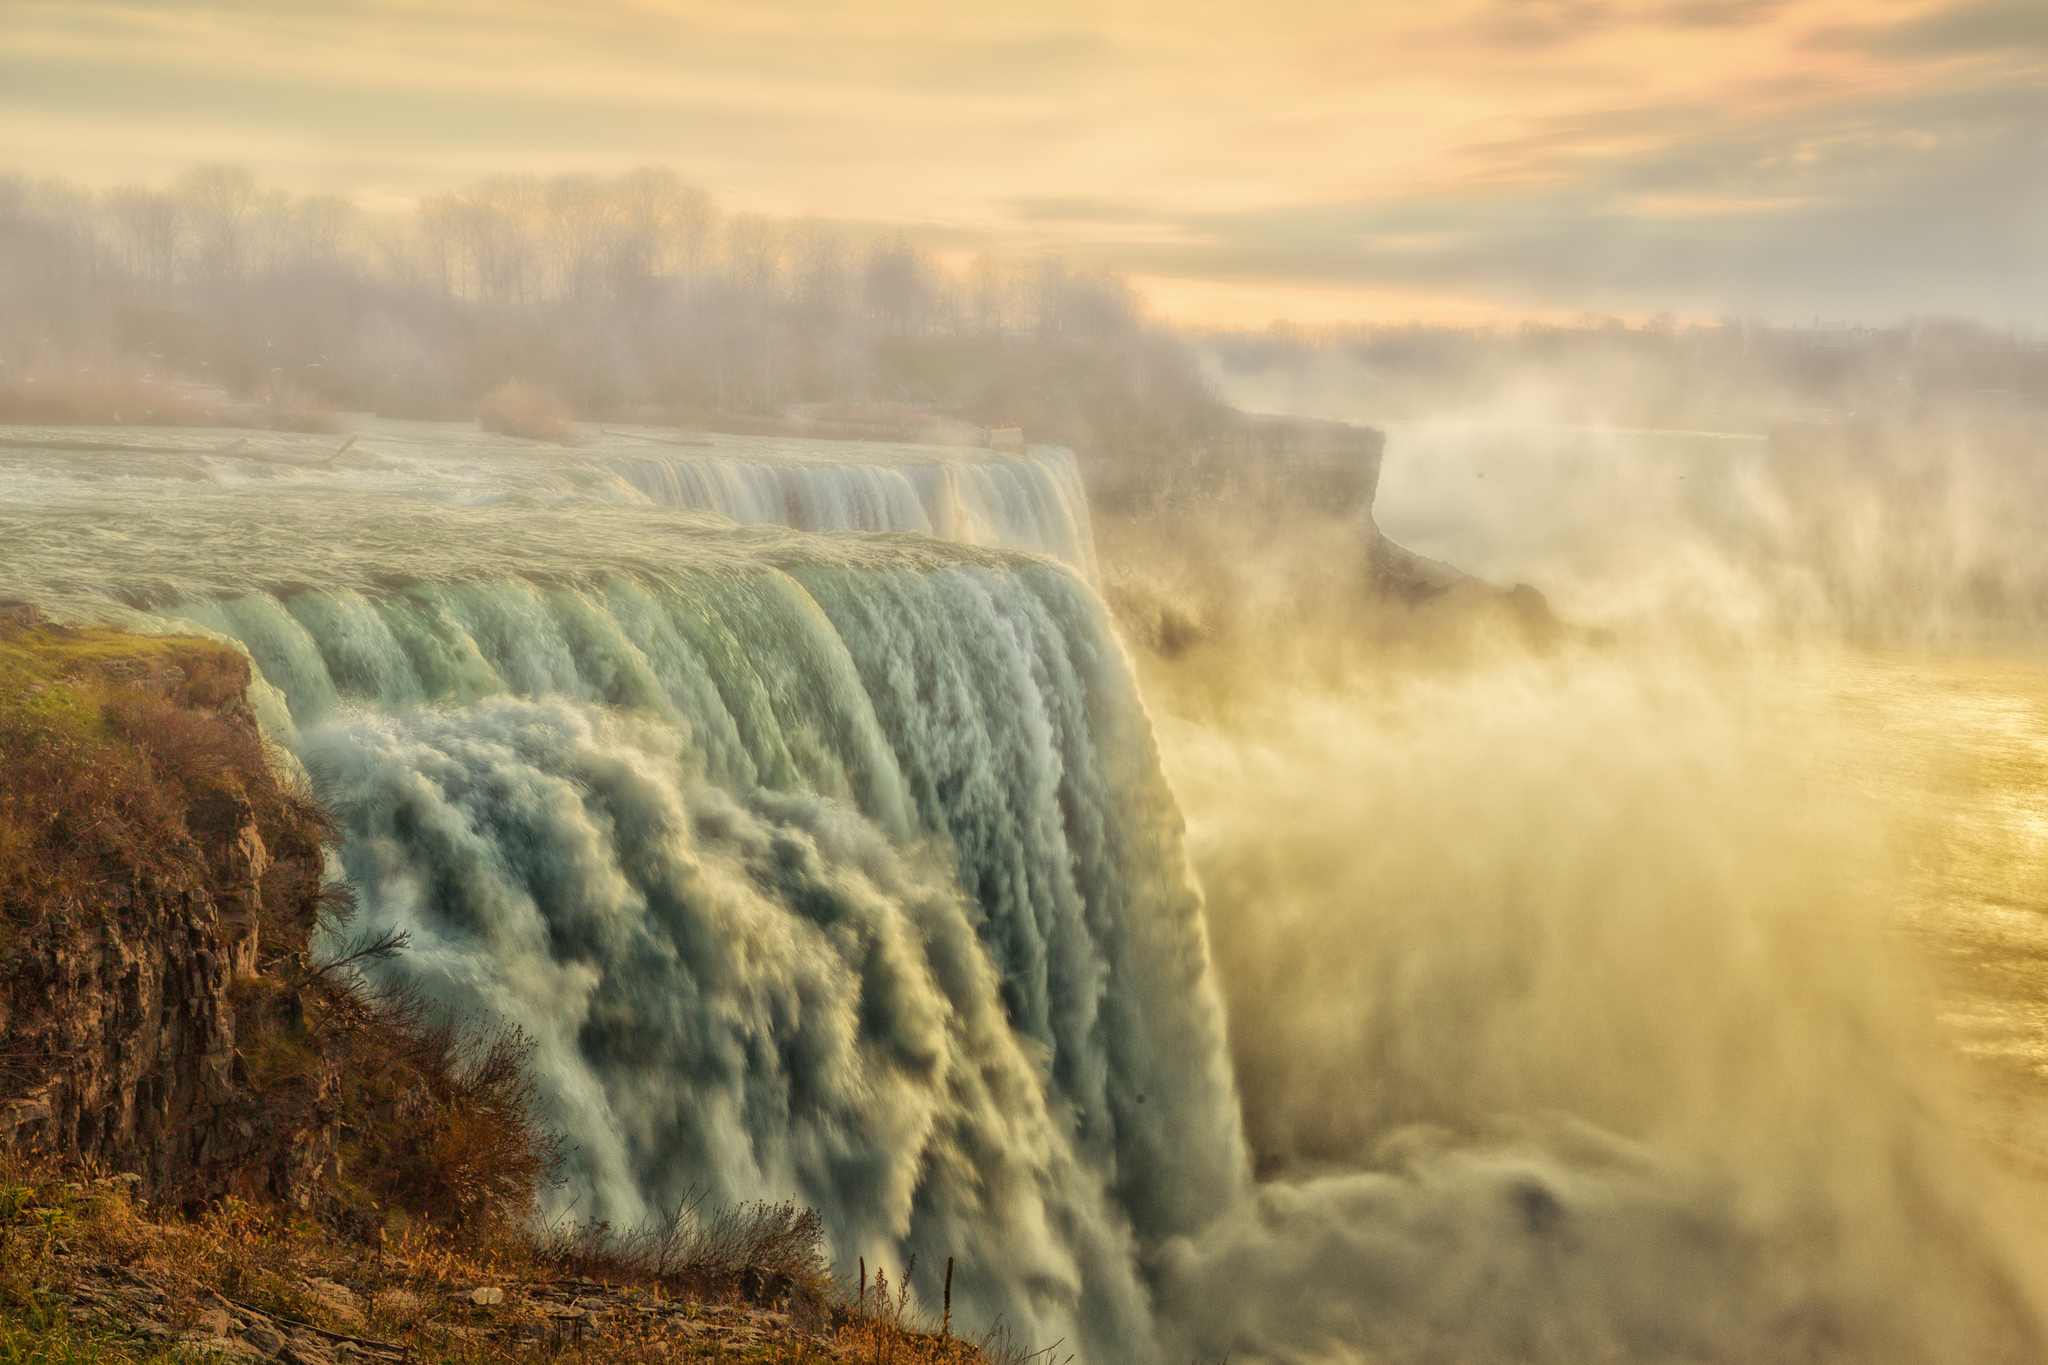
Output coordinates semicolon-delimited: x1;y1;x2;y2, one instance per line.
0;166;1167;424
1099;338;2048;1360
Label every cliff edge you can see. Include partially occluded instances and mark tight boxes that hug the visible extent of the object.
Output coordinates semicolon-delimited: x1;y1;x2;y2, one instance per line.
0;618;554;1231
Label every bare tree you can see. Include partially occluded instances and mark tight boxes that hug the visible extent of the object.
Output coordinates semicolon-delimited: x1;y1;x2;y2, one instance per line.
296;195;359;265
176;163;258;284
725;213;782;296
544;173;619;301
864;234;929;337
790;218;847;318
108;185;183;300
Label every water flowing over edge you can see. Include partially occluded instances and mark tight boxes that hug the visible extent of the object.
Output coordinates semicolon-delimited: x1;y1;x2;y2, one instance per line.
118;558;1240;1364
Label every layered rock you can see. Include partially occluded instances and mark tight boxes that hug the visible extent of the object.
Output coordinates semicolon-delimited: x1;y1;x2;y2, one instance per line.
0;620;339;1211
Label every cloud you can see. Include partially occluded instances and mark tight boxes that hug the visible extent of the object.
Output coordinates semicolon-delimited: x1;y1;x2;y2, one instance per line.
2;0;2042;323
1467;0;1790;49
1089;75;2048;324
1833;0;2048;58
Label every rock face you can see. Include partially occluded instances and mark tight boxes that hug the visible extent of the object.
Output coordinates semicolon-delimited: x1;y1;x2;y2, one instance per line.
0;625;338;1211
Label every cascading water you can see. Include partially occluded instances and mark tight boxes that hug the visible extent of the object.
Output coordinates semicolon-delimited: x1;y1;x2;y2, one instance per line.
10;420;2048;1364
0;429;1220;1361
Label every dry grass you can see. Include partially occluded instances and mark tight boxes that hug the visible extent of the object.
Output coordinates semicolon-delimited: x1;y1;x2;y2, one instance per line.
0;349;345;433
476;383;580;445
832;1262;1034;1365
0;1302;187;1365
0;624;301;915
318;989;564;1241
0;1155;1007;1365
531;1200;826;1306
0;362;214;428
0;622;558;1238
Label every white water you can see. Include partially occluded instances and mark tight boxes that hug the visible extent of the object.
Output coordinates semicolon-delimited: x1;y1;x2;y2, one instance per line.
9;418;2048;1363
0;434;1216;1361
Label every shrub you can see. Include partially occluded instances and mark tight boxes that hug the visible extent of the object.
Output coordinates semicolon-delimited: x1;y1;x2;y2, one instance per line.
0;624;568;1245
475;381;579;444
533;1197;828;1306
296;963;564;1241
0;630;295;913
0;360;214;427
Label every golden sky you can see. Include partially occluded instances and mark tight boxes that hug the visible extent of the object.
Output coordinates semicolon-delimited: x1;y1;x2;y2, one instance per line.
5;0;2044;324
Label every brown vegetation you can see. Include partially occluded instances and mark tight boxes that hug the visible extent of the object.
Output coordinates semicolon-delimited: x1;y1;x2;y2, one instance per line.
0;359;214;427
476;383;580;445
0;1156;1001;1365
244;376;348;434
0;354;345;433
0;622;558;1230
0;625;289;913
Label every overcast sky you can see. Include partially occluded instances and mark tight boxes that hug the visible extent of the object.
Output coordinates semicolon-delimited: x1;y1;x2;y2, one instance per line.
5;0;2044;326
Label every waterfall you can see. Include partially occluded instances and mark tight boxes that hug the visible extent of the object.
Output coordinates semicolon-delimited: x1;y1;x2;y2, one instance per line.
0;432;1227;1362
610;443;1097;577
14;422;2032;1364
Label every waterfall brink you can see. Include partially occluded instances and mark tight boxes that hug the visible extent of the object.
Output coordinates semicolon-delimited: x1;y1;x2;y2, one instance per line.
0;441;1228;1362
611;444;1098;578
0;420;1097;577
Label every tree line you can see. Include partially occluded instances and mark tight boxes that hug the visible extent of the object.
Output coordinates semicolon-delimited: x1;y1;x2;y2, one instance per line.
0;164;1172;422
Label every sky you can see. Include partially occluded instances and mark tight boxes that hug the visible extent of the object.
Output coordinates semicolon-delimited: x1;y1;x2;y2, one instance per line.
3;0;2045;326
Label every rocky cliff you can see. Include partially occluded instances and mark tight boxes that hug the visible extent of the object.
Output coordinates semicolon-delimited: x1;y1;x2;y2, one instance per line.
0;621;344;1213
0;619;559;1236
